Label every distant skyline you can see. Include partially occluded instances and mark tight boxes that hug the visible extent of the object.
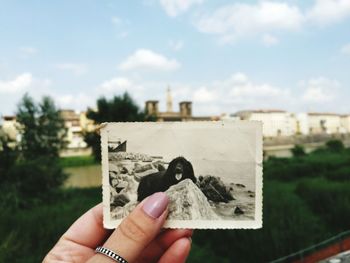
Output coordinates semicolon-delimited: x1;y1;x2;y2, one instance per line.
0;0;350;116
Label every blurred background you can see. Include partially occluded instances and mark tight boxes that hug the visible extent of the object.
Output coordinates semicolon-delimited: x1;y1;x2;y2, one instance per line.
1;1;350;262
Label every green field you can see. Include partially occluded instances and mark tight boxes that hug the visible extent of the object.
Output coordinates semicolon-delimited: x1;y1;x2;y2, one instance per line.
59;155;98;168
1;145;350;262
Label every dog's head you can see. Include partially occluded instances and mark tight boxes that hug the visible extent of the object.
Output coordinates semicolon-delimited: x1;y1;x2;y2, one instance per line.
167;156;196;183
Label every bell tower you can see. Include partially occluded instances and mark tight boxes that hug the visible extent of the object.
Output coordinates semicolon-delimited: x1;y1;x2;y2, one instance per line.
166;86;173;112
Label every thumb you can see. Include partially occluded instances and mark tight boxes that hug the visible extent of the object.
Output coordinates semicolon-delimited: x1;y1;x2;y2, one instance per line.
89;192;169;263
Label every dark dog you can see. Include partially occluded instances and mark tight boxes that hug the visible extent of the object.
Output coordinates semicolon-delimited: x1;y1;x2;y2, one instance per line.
137;156;196;201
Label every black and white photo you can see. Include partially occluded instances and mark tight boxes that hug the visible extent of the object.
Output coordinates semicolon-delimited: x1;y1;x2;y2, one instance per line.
101;121;262;229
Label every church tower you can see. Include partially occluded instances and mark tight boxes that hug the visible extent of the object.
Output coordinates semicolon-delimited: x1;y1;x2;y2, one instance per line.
166;86;173;112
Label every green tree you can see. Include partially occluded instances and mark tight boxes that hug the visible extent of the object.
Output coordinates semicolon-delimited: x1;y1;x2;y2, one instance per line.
4;94;68;206
85;92;149;160
0;131;18;182
291;144;306;157
325;139;344;152
87;93;147;122
16;94;67;159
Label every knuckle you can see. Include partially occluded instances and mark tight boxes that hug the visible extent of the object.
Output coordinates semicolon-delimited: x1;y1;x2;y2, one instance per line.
118;216;148;243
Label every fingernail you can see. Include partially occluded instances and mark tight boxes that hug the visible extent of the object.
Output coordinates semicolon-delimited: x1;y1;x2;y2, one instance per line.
142;192;169;219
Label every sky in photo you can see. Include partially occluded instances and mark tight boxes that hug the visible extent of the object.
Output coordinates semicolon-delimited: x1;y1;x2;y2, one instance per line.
0;0;350;116
106;121;260;187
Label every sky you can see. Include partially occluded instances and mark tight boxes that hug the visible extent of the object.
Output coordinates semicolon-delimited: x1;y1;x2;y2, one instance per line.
0;0;350;116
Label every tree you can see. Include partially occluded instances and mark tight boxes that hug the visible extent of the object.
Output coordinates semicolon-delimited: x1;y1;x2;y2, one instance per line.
325;139;344;152
4;94;68;206
0;131;18;186
291;145;306;157
85;93;149;160
87;93;147;122
16;94;67;159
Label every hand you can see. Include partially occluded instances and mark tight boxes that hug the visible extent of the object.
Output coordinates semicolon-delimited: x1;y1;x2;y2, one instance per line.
44;192;192;263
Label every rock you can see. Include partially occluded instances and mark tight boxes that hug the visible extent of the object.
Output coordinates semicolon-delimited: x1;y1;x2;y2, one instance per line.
134;163;154;173
109;171;118;179
113;179;219;220
197;175;234;203
120;166;128;174
111;194;130;208
116;181;128;193
109;163;120;173
111;178;119;188
234;206;244;215
166;179;219;220
236;183;246;188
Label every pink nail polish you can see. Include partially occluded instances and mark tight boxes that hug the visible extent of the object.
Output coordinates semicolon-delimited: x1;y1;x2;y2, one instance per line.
142;192;169;218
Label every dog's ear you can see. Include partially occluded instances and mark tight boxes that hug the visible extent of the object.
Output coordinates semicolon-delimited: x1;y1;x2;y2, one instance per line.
186;160;196;182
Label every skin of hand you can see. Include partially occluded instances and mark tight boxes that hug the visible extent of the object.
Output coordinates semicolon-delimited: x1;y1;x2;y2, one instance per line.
43;192;192;263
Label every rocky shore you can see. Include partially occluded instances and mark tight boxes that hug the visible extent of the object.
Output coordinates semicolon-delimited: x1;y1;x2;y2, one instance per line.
109;152;255;220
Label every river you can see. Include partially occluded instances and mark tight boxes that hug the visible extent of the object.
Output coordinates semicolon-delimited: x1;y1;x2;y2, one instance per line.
64;165;101;188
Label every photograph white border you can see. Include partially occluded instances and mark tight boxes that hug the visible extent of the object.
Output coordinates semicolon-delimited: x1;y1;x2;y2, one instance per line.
101;121;263;229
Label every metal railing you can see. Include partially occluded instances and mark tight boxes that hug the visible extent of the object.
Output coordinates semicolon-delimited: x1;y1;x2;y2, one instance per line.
270;230;350;263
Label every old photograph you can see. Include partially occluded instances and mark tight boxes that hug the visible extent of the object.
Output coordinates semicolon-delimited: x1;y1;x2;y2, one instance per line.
101;121;262;229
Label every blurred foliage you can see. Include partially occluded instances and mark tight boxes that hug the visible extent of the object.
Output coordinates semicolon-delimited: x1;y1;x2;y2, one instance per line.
296;178;350;231
84;92;153;161
325;139;345;152
0;188;100;263
16;94;67;159
84;130;102;161
291;144;306;157
87;92;147;123
0;94;67;210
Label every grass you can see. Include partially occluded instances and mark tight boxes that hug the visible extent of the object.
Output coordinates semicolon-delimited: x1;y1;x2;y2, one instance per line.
0;187;101;263
59;155;97;168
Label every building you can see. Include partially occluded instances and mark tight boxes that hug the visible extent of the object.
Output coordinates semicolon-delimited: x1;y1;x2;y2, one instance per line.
295;113;310;135
59;110;87;149
234;110;297;137
145;88;218;121
340;115;350;133
1;116;18;141
79;111;95;132
307;112;342;135
220;113;240;121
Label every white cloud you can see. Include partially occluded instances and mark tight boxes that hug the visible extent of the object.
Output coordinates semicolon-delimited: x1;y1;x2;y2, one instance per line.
56;93;93;110
100;77;132;91
230;72;248;83
118;49;180;71
196;1;303;42
56;63;88;76
227;73;288;98
160;0;203;17
193;86;217;103
118;31;129;39
340;43;350;55
194;0;350;43
301;77;339;103
307;0;350;25
262;34;279;46
169;40;184;51
19;47;38;58
111;16;122;25
184;72;291;115
0;73;33;94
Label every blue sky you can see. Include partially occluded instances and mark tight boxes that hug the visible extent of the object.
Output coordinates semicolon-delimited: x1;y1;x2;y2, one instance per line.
0;0;350;116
